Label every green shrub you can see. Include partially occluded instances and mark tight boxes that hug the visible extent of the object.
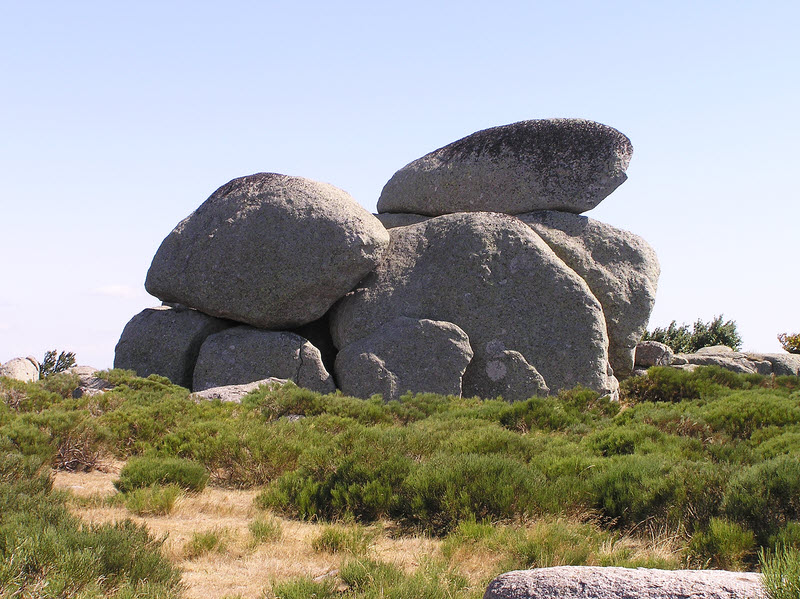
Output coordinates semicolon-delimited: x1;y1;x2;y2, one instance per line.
760;545;800;599
590;455;677;527
39;349;76;378
723;455;800;539
687;518;755;569
771;522;800;550
123;483;182;516
115;456;208;493
396;453;541;533
778;333;800;355
0;451;181;597
642;315;742;353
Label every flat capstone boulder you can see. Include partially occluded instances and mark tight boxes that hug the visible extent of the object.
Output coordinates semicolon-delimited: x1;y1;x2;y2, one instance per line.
114;305;231;388
520;210;659;377
146;173;390;329
334;317;474;401
192;326;336;394
331;212;617;400
377;119;632;216
483;566;763;599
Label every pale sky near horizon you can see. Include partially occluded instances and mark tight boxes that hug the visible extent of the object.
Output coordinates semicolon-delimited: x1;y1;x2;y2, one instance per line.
2;1;798;369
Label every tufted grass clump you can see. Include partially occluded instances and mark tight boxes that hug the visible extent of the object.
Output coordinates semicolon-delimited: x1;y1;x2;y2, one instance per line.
115;455;208;493
121;483;183;516
311;524;374;554
249;515;283;545
184;527;229;559
760;545;800;599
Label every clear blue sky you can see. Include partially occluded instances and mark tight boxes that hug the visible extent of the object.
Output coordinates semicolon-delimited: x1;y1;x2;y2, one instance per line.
2;1;798;368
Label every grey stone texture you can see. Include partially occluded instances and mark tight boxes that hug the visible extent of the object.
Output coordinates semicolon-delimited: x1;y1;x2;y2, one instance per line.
0;357;40;382
192;326;336;394
745;352;800;376
330;212;617;400
676;347;773;375
192;378;288;403
519;211;659;377
462;349;549;401
114;305;231;388
634;341;675;368
377;119;632;216
483;566;763;599
64;366;114;398
334;317;474;401
145;172;390;329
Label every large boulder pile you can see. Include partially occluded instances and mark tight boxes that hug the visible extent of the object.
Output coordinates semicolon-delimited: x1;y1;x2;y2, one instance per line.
116;118;662;400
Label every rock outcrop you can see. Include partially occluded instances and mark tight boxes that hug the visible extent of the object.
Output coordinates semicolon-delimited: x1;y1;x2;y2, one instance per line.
146;173;389;329
114;305;231;388
331;213;617;400
634;342;799;377
377;119;632;216
0;357;39;382
191;378;288;403
335;317;473;400
518;211;659;377
634;341;674;368
483;566;763;599
192;327;336;394
116;119;661;401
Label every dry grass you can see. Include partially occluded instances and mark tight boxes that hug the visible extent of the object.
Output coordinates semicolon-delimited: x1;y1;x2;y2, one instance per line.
53;468;453;598
53;467;684;599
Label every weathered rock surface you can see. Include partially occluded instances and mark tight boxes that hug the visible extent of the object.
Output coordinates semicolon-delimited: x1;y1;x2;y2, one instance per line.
64;366;114;398
191;378;288;403
745;352;800;376
331;213;617;400
635;341;675;368
519;211;659;377
146;173;390;329
634;344;799;378
0;357;39;382
334;317;473;400
483;566;763;599
377;119;632;216
114;305;231;388
462;349;549;401
677;348;773;375
193;327;336;393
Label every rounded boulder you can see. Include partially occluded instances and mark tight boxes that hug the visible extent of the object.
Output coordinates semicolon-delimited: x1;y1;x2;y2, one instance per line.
146;173;390;329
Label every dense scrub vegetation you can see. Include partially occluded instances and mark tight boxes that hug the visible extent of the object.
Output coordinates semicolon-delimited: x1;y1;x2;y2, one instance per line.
779;332;800;355
2;366;800;593
642;315;743;352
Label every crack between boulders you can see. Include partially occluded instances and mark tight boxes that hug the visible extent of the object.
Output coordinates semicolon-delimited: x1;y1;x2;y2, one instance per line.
295;341;305;385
